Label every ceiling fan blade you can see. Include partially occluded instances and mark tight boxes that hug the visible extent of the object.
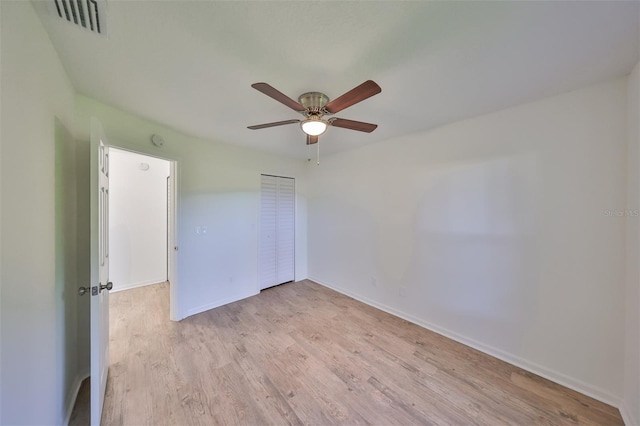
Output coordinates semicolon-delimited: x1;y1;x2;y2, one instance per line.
324;80;381;114
329;118;378;133
251;83;305;112
306;135;318;145
247;119;300;130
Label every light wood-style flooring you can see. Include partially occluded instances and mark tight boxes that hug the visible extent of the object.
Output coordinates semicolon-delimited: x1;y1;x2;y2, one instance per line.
98;280;622;425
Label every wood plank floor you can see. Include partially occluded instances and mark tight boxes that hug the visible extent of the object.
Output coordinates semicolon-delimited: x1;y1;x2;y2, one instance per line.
101;280;623;425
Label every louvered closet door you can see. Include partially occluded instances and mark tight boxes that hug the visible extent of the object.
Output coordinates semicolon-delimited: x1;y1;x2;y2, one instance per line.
259;175;295;290
259;175;278;289
275;177;295;284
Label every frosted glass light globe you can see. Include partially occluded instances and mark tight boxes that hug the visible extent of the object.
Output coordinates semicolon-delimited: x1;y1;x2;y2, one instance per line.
301;119;327;136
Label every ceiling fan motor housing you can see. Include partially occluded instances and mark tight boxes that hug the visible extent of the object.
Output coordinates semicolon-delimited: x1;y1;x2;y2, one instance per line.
298;92;330;116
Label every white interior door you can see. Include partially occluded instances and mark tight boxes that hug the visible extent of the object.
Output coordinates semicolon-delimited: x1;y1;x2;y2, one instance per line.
90;117;112;425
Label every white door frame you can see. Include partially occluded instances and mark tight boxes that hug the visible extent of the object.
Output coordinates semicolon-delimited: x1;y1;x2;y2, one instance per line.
108;146;181;321
168;160;179;321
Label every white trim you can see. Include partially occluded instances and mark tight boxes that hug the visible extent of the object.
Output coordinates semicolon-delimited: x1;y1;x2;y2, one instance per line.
184;290;259;319
111;278;167;293
309;276;623;409
168;161;179;321
620;400;639;426
63;370;90;426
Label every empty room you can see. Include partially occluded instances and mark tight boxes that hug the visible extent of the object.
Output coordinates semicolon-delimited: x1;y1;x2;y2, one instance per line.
1;1;639;425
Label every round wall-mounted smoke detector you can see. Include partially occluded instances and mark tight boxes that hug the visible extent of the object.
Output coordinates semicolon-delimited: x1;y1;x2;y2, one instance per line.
151;134;164;147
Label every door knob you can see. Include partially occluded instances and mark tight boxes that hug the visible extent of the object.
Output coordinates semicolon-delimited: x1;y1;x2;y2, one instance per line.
99;282;113;293
78;286;90;296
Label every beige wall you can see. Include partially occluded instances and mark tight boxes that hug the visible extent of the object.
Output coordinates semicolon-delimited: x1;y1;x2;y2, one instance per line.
308;77;628;405
75;95;309;319
0;2;77;424
0;2;636;422
54;119;80;423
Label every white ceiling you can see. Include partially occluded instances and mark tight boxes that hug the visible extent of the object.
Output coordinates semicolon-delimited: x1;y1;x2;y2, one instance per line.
34;1;639;159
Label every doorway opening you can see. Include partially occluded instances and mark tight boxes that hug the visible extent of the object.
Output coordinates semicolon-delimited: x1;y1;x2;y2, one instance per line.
107;147;178;319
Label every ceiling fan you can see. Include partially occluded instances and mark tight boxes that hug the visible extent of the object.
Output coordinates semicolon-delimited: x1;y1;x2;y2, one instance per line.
247;80;382;145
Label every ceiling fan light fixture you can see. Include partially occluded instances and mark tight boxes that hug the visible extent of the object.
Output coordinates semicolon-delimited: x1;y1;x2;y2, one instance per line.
248;81;381;142
301;117;328;136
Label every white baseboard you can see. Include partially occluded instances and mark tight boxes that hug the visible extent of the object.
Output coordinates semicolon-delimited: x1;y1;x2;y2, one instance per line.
111;278;167;293
63;370;90;426
309;276;622;410
620;400;639;426
184;290;259;319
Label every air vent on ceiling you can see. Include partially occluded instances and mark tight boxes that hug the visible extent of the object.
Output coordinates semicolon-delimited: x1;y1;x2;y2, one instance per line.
47;0;108;36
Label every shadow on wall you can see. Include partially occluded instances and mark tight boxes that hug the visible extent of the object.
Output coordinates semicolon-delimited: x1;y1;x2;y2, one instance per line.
308;197;377;291
309;152;539;353
401;154;539;348
178;190;262;314
54;118;80;420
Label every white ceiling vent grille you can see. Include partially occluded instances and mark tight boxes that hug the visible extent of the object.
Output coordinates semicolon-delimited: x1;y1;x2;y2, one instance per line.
47;0;108;36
